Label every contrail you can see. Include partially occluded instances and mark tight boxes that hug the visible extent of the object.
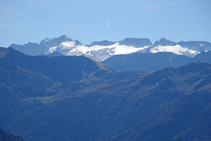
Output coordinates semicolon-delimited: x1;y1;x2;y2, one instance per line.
106;20;109;27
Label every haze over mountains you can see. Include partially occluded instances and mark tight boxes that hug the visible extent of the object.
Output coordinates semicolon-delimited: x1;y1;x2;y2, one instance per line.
0;47;211;141
10;35;211;62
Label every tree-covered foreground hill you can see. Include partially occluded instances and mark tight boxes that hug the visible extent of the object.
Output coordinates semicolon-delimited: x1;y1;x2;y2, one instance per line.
0;47;211;141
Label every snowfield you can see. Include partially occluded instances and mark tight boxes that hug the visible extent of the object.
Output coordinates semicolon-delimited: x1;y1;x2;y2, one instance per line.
47;42;201;61
53;42;151;61
150;45;200;57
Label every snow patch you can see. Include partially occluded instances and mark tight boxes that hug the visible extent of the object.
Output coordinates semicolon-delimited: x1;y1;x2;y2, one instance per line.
49;46;57;53
44;38;53;42
150;45;199;57
111;43;150;55
60;41;76;50
200;43;204;47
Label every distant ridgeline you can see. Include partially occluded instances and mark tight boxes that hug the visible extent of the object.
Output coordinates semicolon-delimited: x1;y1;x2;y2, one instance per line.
0;47;211;141
9;35;211;62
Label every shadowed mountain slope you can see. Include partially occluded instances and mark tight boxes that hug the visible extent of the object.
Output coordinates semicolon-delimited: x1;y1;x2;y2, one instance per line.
0;47;211;141
0;128;25;141
0;47;116;83
102;51;211;71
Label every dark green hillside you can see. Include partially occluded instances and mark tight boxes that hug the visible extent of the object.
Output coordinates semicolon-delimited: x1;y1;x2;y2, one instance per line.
0;47;211;141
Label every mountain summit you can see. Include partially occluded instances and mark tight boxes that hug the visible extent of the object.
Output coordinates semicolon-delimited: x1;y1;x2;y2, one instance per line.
40;35;82;48
87;40;115;47
154;37;176;46
119;38;152;47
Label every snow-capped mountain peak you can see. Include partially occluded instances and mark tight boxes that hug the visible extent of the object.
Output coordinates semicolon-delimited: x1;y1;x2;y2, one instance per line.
9;35;211;61
40;35;82;49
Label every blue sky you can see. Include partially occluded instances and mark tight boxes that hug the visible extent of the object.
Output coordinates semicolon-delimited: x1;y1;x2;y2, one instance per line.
0;0;211;46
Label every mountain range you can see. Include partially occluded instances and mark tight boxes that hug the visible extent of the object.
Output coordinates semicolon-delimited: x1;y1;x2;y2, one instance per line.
9;35;211;62
0;47;211;141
